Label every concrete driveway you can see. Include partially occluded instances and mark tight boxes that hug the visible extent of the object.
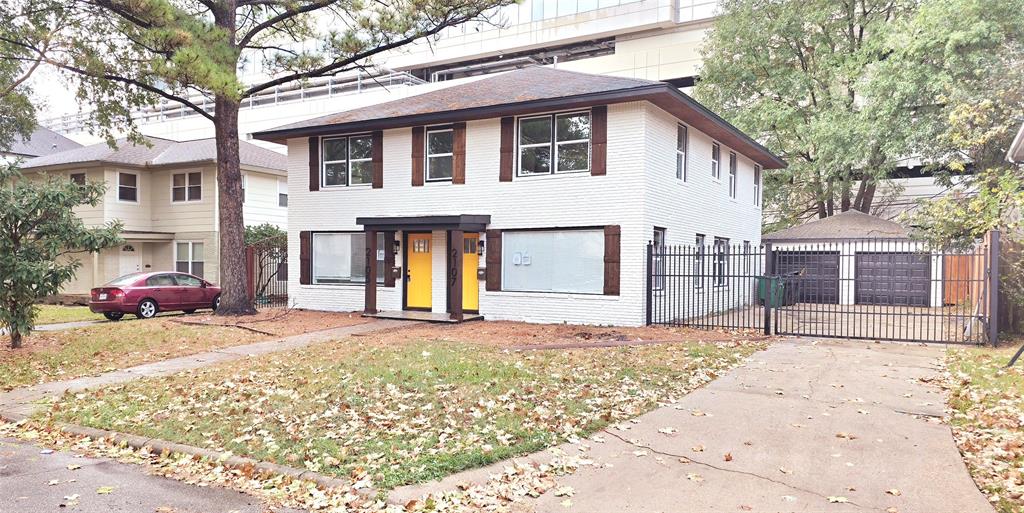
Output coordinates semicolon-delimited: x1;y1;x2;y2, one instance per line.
394;339;992;513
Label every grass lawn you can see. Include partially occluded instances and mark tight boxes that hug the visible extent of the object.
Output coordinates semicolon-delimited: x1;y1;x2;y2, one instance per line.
34;305;104;325
44;333;763;491
946;343;1024;512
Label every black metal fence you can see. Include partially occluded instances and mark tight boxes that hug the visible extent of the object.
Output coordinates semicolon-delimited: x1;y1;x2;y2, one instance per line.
246;244;288;309
646;232;1001;345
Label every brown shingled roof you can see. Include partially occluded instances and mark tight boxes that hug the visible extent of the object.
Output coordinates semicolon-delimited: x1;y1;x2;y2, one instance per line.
763;211;911;241
252;67;787;169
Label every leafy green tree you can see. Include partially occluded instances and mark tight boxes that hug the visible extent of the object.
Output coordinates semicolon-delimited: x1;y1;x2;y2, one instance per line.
0;3;56;151
2;0;515;315
0;164;123;348
243;223;286;301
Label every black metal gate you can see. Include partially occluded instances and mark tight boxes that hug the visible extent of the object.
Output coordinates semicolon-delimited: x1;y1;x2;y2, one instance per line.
246;243;288;309
646;232;1001;345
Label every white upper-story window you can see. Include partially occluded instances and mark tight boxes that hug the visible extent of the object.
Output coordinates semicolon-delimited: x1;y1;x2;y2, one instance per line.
118;172;138;202
518;111;591;176
676;124;688;181
711;142;721;179
278;178;288;207
322;134;373;187
171;171;202;202
753;164;762;206
426;128;454;181
728;152;737;199
241;173;247;203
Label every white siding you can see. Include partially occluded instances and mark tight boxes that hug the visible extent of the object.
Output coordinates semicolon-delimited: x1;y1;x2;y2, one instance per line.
243;171;288;228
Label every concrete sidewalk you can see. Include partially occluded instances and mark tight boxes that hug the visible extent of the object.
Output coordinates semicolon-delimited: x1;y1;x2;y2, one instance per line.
394;339;993;513
0;318;412;418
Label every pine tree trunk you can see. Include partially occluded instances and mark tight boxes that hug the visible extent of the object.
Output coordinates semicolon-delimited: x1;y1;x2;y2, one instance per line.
213;95;255;316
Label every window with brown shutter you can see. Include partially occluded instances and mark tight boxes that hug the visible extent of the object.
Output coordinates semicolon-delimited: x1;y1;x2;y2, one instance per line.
591;106;607;176
372;130;383;189
453;122;466;184
603;225;620;295
299;231;312;284
499;117;514;182
411;127;425;186
308;137;319;191
485;229;502;291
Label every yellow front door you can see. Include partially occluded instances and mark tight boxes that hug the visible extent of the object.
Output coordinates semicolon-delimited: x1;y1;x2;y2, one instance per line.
462;235;480;311
406;233;432;309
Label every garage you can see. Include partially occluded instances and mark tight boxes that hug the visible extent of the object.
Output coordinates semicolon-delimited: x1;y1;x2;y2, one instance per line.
855;252;931;306
773;251;840;304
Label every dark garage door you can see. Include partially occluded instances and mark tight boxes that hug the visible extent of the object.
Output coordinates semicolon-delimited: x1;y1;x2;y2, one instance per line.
855;252;931;306
774;251;840;304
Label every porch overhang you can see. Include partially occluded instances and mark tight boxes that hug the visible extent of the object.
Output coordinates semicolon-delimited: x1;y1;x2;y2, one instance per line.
121;230;176;242
356;214;491;232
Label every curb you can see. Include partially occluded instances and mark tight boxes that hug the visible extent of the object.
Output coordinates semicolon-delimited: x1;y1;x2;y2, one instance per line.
0;411;378;499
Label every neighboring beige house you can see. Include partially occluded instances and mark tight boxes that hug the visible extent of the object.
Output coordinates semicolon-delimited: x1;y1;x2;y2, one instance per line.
21;137;287;296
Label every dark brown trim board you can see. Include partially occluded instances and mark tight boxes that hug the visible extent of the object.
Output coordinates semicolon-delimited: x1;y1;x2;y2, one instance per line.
411;127;425;186
299;231;311;284
307;137;319;191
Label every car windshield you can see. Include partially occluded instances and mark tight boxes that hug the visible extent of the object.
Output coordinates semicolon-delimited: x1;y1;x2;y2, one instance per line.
103;273;144;287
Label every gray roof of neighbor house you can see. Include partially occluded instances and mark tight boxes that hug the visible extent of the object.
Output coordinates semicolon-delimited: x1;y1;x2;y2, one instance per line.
21;136;286;172
763;210;911;241
6;126;82;157
252;66;787;169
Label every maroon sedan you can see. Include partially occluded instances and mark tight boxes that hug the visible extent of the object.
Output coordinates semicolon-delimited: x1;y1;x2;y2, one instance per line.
89;272;221;321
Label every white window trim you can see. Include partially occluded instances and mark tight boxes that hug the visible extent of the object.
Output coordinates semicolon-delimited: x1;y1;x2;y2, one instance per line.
710;142;721;181
277;178;288;207
425;128;455;182
713;237;730;287
652;227;667;292
676;124;688;182
320;134;374;188
728;152;738;199
170;171;202;203
516;110;592;178
753;164;762;207
174;241;205;277
241;173;247;204
117;171;139;203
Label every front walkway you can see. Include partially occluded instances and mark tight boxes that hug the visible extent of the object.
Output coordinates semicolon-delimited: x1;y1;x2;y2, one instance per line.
394;339;993;513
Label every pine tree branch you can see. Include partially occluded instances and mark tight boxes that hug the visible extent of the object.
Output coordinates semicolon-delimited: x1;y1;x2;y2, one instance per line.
238;0;336;49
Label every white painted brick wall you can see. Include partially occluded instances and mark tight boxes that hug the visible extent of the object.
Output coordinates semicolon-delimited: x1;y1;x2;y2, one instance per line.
286;100;764;326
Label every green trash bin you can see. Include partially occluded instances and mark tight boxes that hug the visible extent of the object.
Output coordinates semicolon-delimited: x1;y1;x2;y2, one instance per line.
756;275;787;307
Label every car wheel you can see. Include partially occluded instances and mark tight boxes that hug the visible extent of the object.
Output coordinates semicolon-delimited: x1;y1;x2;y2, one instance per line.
103;312;124;321
212;295;221;311
183;309;196;314
136;299;158;319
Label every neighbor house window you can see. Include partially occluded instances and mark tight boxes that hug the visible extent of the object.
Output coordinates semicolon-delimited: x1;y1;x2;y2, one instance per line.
694;234;705;289
728;152;737;198
518;111;591;176
714;237;729;286
278;178;288;207
70;173;86;187
502;229;603;293
311;232;385;284
241;174;247;203
743;240;751;272
711;142;721;179
753;164;762;206
653;227;666;291
322;135;373;187
118;172;138;202
172;171;202;202
426;128;454;181
676;125;688;181
175;242;204;278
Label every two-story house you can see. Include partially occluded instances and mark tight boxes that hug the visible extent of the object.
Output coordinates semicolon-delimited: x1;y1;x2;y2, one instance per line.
21;136;288;296
252;67;785;326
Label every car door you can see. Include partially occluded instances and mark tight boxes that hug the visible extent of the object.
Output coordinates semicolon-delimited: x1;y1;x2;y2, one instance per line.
175;273;207;308
144;273;180;309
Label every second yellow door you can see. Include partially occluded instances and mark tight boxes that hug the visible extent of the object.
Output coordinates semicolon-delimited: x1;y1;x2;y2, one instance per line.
463;235;480;311
407;233;432;309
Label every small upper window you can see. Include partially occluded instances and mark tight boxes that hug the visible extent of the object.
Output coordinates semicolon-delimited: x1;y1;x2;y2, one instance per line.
278;178;288;207
241;173;247;203
322;135;373;187
118;173;138;202
518;111;590;176
676;125;688;181
70;173;86;187
426;129;454;181
753;165;762;206
172;171;202;202
728;152;737;199
711;142;721;179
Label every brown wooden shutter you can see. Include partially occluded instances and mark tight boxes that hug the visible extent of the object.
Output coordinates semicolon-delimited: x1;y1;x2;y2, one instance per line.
603;225;620;295
371;130;383;189
383;231;396;287
485;229;502;291
308;137;320;191
299;231;312;284
453;122;466;184
499;117;514;182
411;127;425;186
591;106;607;176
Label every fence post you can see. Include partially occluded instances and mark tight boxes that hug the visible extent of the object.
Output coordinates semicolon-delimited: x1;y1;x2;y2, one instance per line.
763;242;774;336
245;246;256;304
988;230;1001;346
645;242;654;326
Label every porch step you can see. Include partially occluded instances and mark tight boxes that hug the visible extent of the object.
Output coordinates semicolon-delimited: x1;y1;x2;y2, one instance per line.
363;311;483;323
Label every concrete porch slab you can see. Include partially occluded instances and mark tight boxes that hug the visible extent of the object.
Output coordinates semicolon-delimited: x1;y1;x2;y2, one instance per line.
364;310;483;323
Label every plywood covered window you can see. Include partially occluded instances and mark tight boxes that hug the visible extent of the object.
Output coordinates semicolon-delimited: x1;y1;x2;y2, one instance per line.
501;229;604;293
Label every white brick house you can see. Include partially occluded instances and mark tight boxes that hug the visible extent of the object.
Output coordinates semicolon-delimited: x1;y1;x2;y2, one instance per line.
252;67;785;326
